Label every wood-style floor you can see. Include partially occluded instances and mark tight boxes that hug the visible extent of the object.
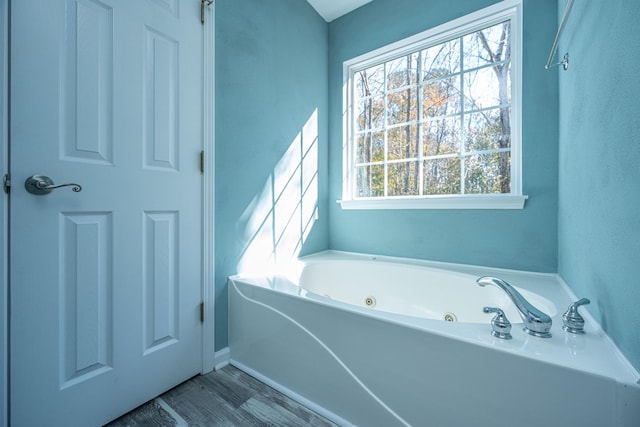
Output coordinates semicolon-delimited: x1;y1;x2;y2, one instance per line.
105;365;338;427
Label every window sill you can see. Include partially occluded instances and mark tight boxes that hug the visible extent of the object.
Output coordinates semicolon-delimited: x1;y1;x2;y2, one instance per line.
338;194;528;210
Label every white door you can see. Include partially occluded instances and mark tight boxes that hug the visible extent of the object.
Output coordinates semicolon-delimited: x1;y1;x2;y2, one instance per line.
10;0;203;425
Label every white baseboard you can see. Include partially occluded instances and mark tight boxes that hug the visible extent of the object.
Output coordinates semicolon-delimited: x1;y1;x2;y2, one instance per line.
213;347;230;371
230;359;354;427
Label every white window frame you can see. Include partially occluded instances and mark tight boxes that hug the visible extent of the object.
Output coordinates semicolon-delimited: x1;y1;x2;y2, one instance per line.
340;0;526;210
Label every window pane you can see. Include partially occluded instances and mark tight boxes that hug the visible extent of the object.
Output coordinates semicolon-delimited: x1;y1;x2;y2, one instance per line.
422;40;460;79
423;157;461;195
463;22;511;71
356;164;385;197
355;64;385;97
387;88;418;125
388;125;418;161
357;95;385;131
386;53;419;90
464;65;509;111
388;161;419;196
356;131;384;163
423;76;460;118
464;152;510;194
423;117;460;156
465;108;510;152
347;10;518;202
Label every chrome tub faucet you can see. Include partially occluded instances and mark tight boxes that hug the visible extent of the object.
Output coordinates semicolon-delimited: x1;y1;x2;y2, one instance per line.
476;276;553;338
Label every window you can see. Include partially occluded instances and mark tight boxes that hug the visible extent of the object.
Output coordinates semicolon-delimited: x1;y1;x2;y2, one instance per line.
341;0;526;210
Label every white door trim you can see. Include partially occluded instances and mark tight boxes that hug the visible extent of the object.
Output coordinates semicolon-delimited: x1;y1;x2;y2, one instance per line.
201;1;216;374
0;0;8;425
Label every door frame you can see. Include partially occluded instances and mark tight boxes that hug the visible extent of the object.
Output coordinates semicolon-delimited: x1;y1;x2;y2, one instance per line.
1;1;8;426
201;0;216;374
0;1;216;425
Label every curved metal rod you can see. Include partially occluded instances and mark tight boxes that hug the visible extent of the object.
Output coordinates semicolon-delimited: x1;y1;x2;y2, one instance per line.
545;0;574;70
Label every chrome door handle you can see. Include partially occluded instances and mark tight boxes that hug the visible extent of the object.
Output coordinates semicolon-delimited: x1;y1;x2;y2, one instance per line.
25;175;82;195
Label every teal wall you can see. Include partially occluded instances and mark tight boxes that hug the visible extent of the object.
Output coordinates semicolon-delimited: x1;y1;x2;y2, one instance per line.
557;0;640;370
215;0;329;350
327;0;559;273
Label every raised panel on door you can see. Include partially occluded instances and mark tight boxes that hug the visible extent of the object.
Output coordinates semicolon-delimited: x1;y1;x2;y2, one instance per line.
61;0;114;165
144;27;179;171
59;212;114;388
143;211;179;354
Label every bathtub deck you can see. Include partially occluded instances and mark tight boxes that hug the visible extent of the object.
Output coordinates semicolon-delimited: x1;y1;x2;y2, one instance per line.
105;365;337;427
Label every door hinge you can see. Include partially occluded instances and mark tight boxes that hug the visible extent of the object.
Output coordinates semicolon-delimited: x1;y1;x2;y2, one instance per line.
200;302;205;323
201;0;214;24
199;150;205;173
3;174;10;194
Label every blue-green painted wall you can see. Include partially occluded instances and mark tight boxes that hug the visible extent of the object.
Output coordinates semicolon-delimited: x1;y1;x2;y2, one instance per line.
557;0;640;371
215;0;329;350
328;0;559;273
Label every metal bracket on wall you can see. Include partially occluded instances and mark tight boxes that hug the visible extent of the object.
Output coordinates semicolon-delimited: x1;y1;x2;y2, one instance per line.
548;53;569;71
201;0;214;24
545;0;574;71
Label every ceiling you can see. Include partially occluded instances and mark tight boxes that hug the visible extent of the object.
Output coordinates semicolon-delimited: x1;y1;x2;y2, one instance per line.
306;0;374;22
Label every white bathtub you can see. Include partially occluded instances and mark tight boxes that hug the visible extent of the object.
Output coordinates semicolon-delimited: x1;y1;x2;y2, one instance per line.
228;251;640;427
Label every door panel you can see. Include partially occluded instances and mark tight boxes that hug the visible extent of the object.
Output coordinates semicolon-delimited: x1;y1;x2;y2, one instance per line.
60;212;113;388
10;0;203;425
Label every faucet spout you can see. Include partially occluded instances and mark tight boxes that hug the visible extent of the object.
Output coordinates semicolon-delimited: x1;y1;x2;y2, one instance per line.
477;276;552;338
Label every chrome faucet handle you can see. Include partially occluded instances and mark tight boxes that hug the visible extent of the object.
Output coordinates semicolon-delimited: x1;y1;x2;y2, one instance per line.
562;298;590;334
483;307;512;340
477;276;552;338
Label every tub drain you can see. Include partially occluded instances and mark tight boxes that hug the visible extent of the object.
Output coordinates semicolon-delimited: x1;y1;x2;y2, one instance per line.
443;312;457;322
364;296;376;307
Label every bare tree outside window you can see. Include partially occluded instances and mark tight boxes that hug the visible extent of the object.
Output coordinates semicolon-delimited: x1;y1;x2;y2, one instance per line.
353;21;512;198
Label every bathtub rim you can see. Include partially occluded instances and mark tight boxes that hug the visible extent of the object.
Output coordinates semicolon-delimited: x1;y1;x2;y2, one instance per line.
229;250;640;386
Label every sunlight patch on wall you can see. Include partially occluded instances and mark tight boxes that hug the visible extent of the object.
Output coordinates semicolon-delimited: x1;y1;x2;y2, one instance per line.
237;110;319;275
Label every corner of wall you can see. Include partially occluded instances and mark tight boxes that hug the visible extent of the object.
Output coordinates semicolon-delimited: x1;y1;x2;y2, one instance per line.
214;0;330;351
556;0;640;373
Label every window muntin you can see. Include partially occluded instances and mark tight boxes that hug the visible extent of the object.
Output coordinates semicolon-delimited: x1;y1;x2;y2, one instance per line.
343;2;522;209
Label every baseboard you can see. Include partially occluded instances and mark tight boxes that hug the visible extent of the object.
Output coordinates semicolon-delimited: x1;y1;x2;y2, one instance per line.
213;347;230;371
230;359;354;427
